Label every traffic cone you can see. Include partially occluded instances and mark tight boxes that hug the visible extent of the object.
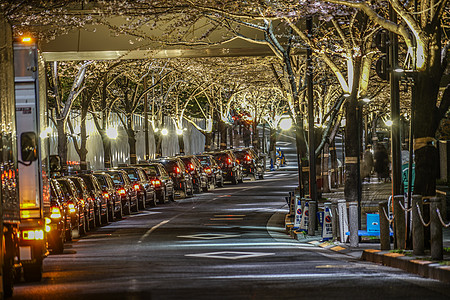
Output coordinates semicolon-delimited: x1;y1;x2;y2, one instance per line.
299;201;309;232
322;202;333;241
293;196;302;229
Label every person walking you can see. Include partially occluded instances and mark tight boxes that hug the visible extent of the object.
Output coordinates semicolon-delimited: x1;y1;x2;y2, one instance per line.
374;143;390;182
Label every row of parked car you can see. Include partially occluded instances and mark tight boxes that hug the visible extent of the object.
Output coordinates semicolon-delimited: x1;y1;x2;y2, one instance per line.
47;148;265;254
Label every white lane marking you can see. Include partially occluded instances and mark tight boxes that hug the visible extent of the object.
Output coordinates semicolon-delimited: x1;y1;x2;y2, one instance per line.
185;251;275;260
177;233;240;240
138;220;170;243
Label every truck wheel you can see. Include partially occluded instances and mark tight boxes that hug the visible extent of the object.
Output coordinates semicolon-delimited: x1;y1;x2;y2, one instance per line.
258;173;264;180
23;261;43;282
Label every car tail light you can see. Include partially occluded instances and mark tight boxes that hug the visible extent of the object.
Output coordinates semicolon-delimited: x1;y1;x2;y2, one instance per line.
152;179;161;187
50;206;62;219
134;184;140;191
68;202;76;213
174;166;181;174
118;188;126;196
236;159;240;164
22;229;44;240
205;167;212;174
103;192;110;199
188;163;194;171
245;155;251;161
227;158;232;164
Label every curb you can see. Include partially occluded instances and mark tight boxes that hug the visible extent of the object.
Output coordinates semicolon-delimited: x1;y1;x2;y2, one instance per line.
360;249;450;283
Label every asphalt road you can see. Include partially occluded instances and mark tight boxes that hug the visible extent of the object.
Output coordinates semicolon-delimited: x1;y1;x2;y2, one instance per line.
13;171;450;300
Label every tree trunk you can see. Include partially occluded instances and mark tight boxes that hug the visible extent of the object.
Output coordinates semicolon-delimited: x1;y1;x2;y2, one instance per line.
294;115;308;196
330;139;338;188
154;131;162;157
178;134;185;154
127;117;137;164
252;122;260;151
56;119;67;168
322;143;331;193
413;70;441;196
219;120;227;150
204;131;213;151
78;108;88;170
344;93;359;203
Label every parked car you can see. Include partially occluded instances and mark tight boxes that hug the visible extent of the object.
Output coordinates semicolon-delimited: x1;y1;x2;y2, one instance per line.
67;176;96;230
120;166;156;208
78;174;109;225
178;155;208;193
196;154;224;188
93;172;123;220
156;157;193;199
137;162;174;204
209;150;243;184
56;177;86;238
104;169;138;215
233;148;265;180
47;179;67;254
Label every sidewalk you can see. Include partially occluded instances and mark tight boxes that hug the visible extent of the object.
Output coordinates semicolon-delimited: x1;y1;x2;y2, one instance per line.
285;179;450;284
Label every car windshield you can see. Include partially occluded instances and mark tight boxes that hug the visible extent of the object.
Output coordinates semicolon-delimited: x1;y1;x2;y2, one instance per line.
213;153;228;162
80;176;96;191
123;169;139;181
234;152;247;160
146;165;159;175
57;180;73;197
107;172;125;186
94;175;107;188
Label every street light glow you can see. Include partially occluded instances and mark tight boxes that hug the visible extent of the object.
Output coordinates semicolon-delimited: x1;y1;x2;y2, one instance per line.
106;127;118;139
176;128;183;135
362;97;371;103
279;118;292;130
384;120;393;126
161;128;168;136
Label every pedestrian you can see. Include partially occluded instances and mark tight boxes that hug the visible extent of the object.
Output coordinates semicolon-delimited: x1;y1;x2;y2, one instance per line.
374;143;390;182
361;145;374;182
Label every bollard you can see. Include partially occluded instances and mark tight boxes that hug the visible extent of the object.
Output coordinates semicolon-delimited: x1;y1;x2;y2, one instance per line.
322;202;333;241
378;200;390;250
349;202;359;247
412;195;424;255
331;200;339;241
337;200;348;243
393;195;406;250
430;197;443;260
308;200;317;236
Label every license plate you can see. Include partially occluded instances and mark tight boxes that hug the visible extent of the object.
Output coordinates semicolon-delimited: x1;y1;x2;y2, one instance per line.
20;246;32;260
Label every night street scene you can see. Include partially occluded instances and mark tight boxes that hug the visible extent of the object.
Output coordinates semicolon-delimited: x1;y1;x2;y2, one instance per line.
1;1;450;299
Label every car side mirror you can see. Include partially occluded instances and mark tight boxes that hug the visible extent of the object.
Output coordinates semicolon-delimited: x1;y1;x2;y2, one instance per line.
20;132;38;162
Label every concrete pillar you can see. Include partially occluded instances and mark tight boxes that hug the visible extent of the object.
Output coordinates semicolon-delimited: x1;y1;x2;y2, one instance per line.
379;200;390;250
430;197;443;260
337;200;348;243
308;200;317;236
349;202;359;247
412;195;424;255
393;195;406;249
331;200;339;241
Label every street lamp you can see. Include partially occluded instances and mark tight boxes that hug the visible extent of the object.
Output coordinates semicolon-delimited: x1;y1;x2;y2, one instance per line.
161;128;168;136
106;127;118;139
279;118;292;130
